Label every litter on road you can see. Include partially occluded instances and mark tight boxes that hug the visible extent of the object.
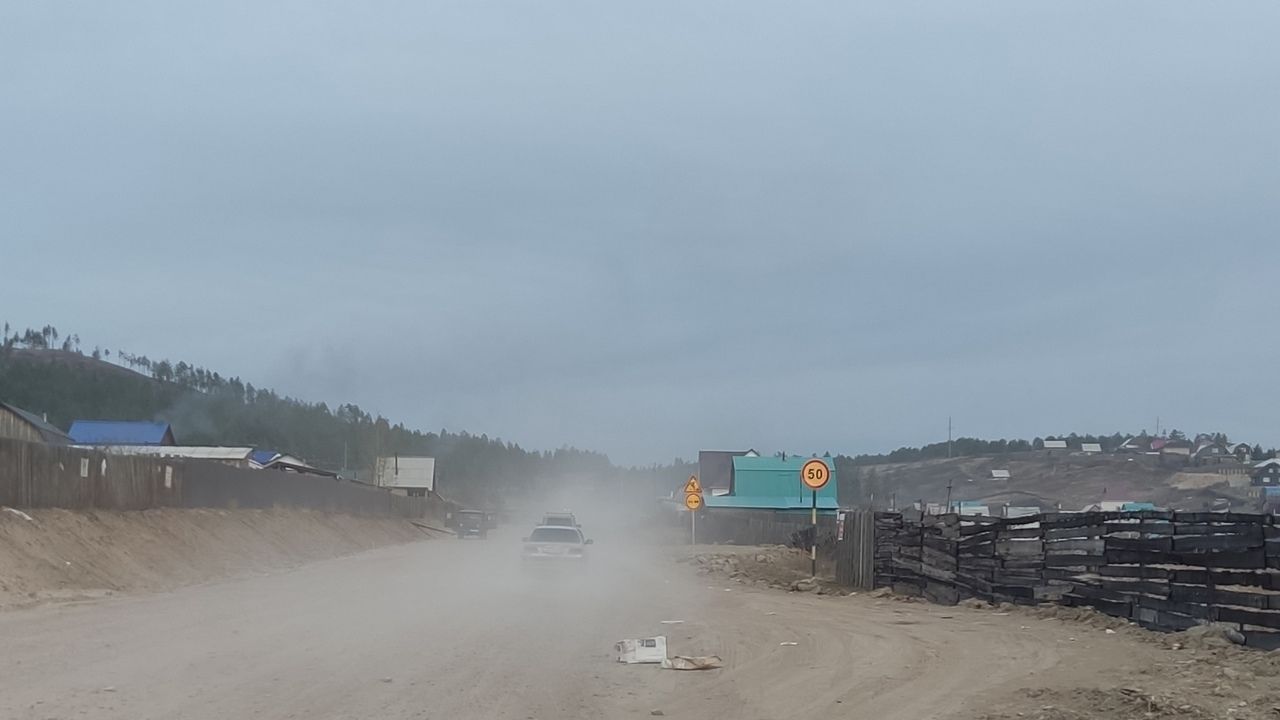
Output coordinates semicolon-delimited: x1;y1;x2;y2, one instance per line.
659;620;684;625
662;655;723;671
616;637;668;664
779;642;799;647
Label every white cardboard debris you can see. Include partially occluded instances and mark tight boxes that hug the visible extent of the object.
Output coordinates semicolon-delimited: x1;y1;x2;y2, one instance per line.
779;642;799;646
616;637;668;664
662;655;723;671
659;620;684;625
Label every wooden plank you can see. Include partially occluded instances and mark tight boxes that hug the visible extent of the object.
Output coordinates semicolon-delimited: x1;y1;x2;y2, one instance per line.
1065;594;1132;618
1173;534;1263;553
1043;568;1087;581
997;527;1043;539
1039;513;1109;529
1070;584;1132;603
1242;631;1280;651
1173;512;1267;524
923;581;959;606
1169;584;1277;609
1045;553;1105;568
1098;578;1169;596
1045;539;1104;554
1168;569;1280;589
923;535;958;553
1107;536;1173;553
921;546;958;571
996;539;1044;556
1133;607;1202;631
1105;548;1165;566
1098;565;1170;580
1104;521;1174;535
1136;595;1212;619
1173;523;1264;538
1045;525;1106;541
1214;607;1280;630
1172;549;1267;569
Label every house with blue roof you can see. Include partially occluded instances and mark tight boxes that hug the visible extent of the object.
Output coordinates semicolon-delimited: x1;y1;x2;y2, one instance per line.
68;420;176;446
704;454;838;513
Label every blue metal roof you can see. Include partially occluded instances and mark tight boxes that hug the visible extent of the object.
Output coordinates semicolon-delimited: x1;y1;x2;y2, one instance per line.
250;449;280;465
68;420;174;445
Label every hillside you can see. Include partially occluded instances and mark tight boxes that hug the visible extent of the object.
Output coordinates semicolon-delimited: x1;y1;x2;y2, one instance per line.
0;345;691;507
838;451;1256;512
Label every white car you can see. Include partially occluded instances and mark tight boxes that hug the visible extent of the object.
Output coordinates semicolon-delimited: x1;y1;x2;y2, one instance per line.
522;525;592;562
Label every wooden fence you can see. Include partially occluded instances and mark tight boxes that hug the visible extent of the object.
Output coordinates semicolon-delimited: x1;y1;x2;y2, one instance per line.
0;437;438;519
874;510;1280;649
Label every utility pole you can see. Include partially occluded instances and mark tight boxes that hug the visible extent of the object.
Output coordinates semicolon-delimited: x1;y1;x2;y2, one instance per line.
945;479;953;514
948;416;953;459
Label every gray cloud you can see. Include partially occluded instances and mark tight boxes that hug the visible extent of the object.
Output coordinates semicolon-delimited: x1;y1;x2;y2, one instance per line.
3;1;1278;464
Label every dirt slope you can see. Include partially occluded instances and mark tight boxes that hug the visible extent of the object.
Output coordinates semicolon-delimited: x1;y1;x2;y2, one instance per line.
0;507;432;608
844;451;1254;510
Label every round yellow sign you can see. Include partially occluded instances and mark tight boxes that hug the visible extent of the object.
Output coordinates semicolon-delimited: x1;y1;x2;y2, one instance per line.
684;493;704;511
800;459;831;490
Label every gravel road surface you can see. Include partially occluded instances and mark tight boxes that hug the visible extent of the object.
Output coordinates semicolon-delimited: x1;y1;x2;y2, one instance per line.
0;529;1148;720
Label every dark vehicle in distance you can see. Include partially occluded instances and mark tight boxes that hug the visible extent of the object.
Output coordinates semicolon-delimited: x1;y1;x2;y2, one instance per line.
455;510;488;539
541;510;578;527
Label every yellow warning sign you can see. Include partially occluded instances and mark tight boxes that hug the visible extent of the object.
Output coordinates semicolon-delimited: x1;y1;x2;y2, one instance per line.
684;493;704;511
683;476;702;495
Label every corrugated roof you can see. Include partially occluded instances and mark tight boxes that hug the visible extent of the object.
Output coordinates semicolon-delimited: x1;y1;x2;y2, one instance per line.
90;445;255;461
1081;443;1103;453
991;469;1011;479
1043;440;1068;449
69;420;174;445
0;402;72;444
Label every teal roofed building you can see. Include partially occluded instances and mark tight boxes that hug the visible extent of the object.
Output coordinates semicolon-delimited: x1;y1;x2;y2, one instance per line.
704;455;838;512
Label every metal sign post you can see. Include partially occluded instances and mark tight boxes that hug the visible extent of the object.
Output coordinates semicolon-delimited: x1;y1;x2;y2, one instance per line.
684;475;703;545
799;459;831;578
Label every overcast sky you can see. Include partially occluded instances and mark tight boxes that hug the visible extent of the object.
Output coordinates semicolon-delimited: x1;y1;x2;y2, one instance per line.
3;2;1278;465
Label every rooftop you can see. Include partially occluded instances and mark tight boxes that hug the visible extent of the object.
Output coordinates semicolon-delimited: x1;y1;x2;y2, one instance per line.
68;420;175;446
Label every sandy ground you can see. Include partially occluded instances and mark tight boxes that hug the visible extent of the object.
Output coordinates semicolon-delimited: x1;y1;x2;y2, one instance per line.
1;522;1277;719
0;508;432;608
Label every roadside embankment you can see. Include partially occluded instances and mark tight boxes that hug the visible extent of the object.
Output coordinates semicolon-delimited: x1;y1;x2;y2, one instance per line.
0;507;434;608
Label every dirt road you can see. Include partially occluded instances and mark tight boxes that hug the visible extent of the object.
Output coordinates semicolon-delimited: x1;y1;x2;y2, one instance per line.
0;528;1251;720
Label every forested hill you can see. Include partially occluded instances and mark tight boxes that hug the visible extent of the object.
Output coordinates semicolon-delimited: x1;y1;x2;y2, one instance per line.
0;326;692;506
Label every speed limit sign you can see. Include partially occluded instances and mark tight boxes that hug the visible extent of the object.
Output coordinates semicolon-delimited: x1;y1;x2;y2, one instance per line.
800;459;830;490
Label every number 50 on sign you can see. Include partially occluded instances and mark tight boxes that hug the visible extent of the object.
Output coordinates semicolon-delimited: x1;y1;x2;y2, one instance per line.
801;459;830;490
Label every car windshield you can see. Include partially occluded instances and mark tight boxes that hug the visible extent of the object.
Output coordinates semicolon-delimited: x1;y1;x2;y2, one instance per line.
529;528;581;544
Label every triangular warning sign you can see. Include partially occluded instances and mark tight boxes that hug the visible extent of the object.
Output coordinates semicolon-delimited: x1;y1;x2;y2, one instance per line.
683;476;702;495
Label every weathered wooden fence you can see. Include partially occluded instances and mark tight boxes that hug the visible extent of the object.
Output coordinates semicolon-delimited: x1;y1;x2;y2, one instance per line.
875;510;1280;649
0;437;438;519
834;509;876;589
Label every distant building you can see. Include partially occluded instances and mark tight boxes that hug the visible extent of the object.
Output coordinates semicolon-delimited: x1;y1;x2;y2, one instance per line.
1080;443;1103;454
704;455;837;512
375;455;435;496
991;469;1011;479
93;445;256;468
1228;443;1253;463
68;420;176;446
0;401;71;444
251;449;337;478
697;450;753;494
1043;440;1068;451
1192;441;1239;466
1252;459;1280;487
